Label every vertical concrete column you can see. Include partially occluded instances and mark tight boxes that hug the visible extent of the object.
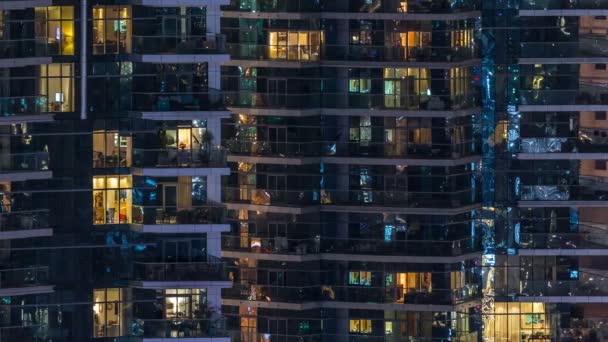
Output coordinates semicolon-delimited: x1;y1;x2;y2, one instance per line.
207;231;221;258
206;285;223;309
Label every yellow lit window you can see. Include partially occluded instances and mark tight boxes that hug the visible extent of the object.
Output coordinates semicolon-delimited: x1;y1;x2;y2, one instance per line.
350;319;372;334
268;31;322;61
383;68;429;109
92;6;132;55
93;288;122;337
451;29;473;48
39;63;74;112
93;131;132;168
164;289;207;319
93;175;132;224
34;6;75;55
385;321;393;335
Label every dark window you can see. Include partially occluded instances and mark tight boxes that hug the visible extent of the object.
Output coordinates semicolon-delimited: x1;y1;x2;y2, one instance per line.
596;111;607;120
595;16;607;20
596;64;607;70
595;160;607;170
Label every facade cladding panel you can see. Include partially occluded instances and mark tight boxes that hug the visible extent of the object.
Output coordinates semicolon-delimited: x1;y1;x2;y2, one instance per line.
0;0;605;341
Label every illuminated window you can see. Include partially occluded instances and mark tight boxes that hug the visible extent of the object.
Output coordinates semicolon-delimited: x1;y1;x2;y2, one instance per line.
39;63;74;112
451;29;473;48
92;6;131;55
385;321;393;335
93;175;132;224
164;289;207;318
268;31;322;61
349;319;372;334
450;67;471;105
35;6;74;55
93;288;122;337
383;68;429;109
93;131;132;168
349;271;372;286
395;32;431;60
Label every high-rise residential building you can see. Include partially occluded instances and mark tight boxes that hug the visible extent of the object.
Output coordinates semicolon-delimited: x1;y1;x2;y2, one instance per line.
0;0;232;340
0;0;607;341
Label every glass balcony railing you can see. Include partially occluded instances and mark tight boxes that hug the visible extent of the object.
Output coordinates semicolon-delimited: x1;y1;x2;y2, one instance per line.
521;0;608;10
323;45;476;63
131;204;226;225
223;283;480;305
0;39;69;59
229;332;322;342
223;187;479;208
132;261;227;282
521;271;608;297
225;140;479;159
0;266;49;289
520;83;608;106
227;43;476;62
132;34;226;55
132;318;227;339
132;146;227;168
520;37;608;59
0;326;48;341
224;92;477;111
0;209;50;232
519;231;608;249
132;90;224;112
222;235;480;257
0;152;50;173
0;96;48;117
520;129;608;153
224;0;479;13
520;185;608;201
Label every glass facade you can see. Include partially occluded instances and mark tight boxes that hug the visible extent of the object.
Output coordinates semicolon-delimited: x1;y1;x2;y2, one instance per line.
0;0;607;341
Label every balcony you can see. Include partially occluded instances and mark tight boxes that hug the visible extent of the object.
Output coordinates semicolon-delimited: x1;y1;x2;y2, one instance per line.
0;209;52;240
225;139;479;161
0;326;48;341
227;43;476;63
223;283;480;307
131;204;229;234
224;92;477;112
132;146;227;169
222;235;480;259
520;183;608;205
224;187;478;211
130;260;230;289
0;265;52;296
519;83;608;111
0;96;53;123
223;0;478;13
519;231;608;255
132;90;224;113
323;45;476;63
132;318;228;340
132;34;227;55
0;39;55;64
520;270;608;300
0;151;51;181
520;0;608;10
521;37;608;60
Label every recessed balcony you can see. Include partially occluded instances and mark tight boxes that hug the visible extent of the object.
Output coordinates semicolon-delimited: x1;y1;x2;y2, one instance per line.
223;283;480;306
0;151;51;182
0;96;54;124
132;34;226;55
130;260;230;289
130;204;229;234
222;235;480;259
0;265;53;296
519;269;608;302
131;318;229;341
0;209;52;240
225;139;479;163
131;146;229;176
224;92;477;112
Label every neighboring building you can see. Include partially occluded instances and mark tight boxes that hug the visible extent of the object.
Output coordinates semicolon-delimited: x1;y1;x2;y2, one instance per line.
220;1;483;341
0;0;232;341
0;0;607;341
